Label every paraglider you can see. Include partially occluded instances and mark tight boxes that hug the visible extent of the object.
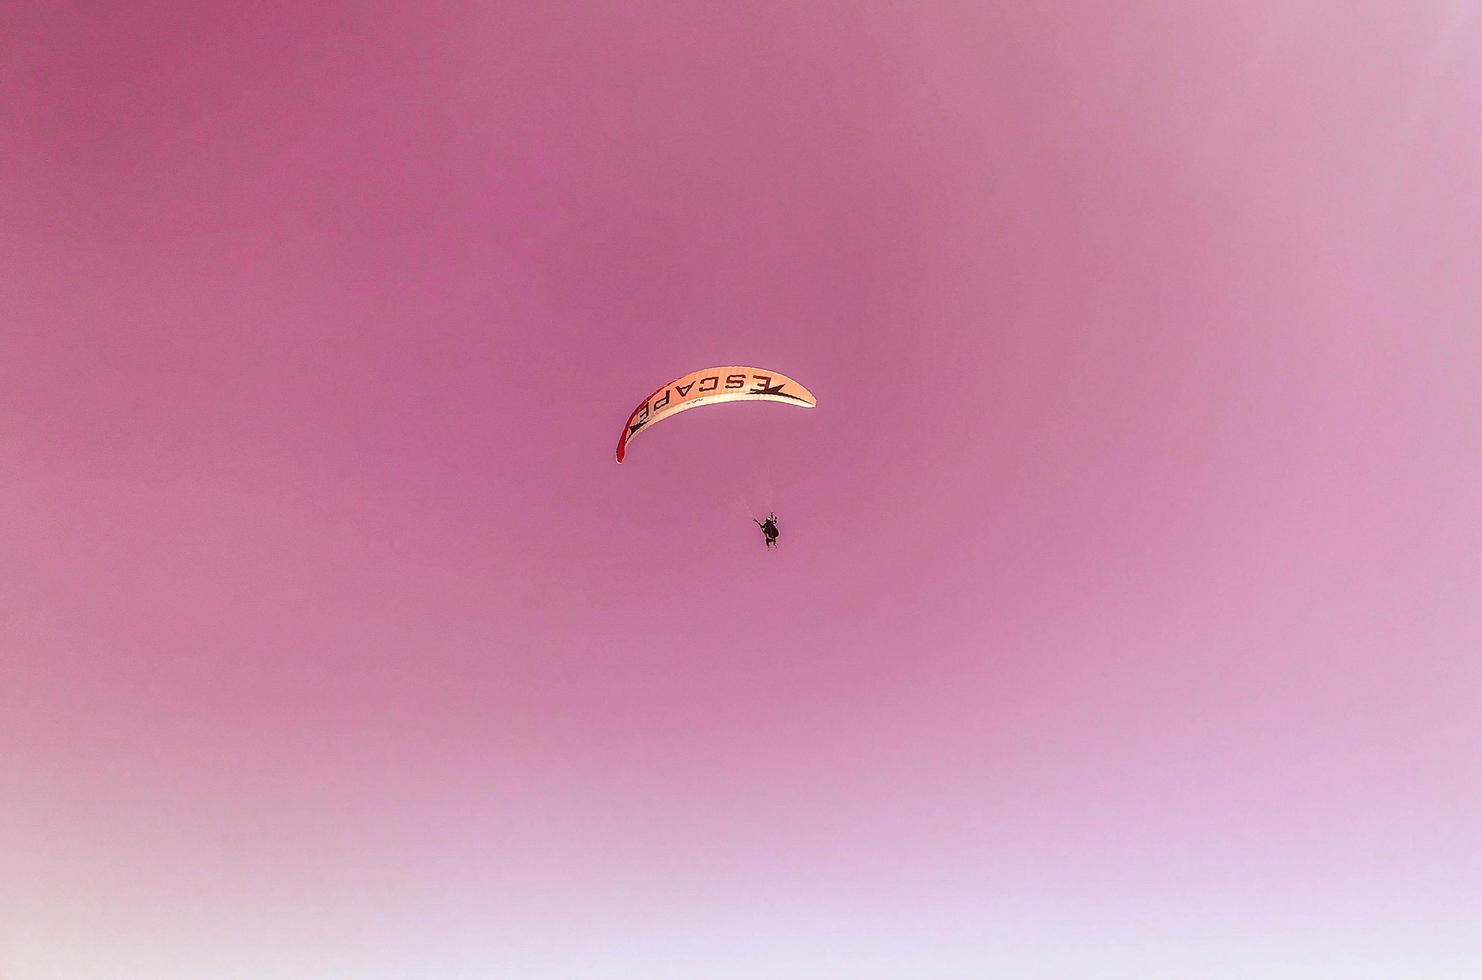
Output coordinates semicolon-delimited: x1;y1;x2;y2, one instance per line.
615;365;817;463
616;365;814;550
755;513;780;549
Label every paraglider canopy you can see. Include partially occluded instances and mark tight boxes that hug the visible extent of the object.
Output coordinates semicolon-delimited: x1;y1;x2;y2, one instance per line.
615;365;817;462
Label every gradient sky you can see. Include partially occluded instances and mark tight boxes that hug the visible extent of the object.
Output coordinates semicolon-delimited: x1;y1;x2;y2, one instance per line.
4;2;1481;978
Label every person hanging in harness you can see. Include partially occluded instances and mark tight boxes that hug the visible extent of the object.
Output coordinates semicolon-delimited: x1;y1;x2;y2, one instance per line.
755;513;779;549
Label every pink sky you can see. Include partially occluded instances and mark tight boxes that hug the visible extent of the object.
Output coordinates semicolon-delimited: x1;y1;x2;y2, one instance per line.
3;2;1481;977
